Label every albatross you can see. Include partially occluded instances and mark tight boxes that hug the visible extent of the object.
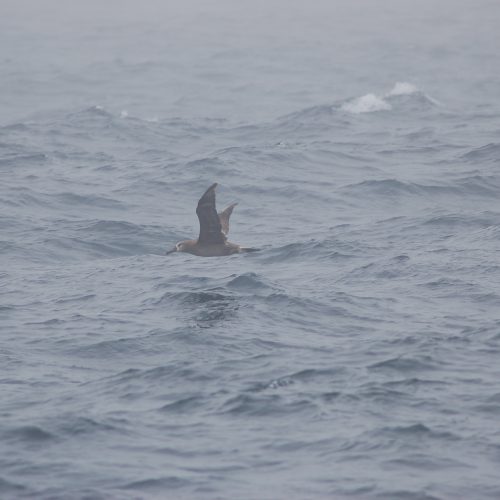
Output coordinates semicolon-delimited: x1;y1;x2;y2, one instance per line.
166;183;256;257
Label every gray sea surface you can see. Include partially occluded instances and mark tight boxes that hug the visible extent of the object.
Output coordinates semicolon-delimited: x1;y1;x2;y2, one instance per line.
1;1;500;498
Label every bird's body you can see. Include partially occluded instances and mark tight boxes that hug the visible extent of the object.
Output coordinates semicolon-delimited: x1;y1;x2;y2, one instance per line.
166;183;255;257
172;239;242;257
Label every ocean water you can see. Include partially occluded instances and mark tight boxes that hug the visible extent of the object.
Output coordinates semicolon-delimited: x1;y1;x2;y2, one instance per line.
1;1;500;499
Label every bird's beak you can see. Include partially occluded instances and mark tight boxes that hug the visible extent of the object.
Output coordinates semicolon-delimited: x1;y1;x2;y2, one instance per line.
165;247;177;255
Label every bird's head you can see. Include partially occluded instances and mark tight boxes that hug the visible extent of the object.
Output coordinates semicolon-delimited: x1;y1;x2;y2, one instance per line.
165;241;186;255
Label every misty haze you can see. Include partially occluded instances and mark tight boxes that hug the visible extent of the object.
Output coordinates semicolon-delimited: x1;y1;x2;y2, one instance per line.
1;1;500;499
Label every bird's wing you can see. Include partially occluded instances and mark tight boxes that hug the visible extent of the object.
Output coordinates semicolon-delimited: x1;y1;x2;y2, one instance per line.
218;203;237;236
196;183;226;244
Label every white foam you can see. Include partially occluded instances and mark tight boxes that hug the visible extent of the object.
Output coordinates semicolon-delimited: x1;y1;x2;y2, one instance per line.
120;110;129;118
387;82;419;96
342;93;392;114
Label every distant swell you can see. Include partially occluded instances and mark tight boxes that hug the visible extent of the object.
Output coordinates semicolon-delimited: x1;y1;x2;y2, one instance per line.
341;82;437;114
343;176;500;199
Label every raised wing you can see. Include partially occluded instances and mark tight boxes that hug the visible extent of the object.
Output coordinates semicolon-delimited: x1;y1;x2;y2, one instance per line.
196;183;226;244
218;203;237;236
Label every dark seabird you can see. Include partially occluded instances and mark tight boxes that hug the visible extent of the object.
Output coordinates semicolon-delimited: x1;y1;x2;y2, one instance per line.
166;183;256;257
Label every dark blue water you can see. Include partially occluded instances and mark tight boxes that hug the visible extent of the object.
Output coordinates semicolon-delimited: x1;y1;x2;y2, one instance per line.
2;1;500;498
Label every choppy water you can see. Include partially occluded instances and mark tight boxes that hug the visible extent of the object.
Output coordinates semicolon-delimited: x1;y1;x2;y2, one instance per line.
2;1;500;499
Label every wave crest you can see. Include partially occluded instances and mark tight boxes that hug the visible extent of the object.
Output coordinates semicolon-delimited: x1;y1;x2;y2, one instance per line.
342;93;392;114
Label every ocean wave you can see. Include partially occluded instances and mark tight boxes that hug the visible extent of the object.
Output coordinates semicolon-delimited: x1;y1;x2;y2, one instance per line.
96;364;206;389
217;392;314;417
0;122;30;132
158;395;205;413
70;336;157;358
377;423;459;441
422;212;500;228
82;105;113;118
343;178;421;196
55;192;125;208
39;235;152;261
343;176;500;199
25;219;170;262
57;416;118;436
0;477;26;494
374;489;443;500
278;103;339;122
122;476;191;491
5;425;55;443
342;93;392;114
157;290;235;306
460;142;500;162
80;219;163;236
273;82;438;134
261;239;360;262
369;355;439;373
0;152;47;169
247;367;347;394
387;82;419;96
226;272;273;291
341;82;438;114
